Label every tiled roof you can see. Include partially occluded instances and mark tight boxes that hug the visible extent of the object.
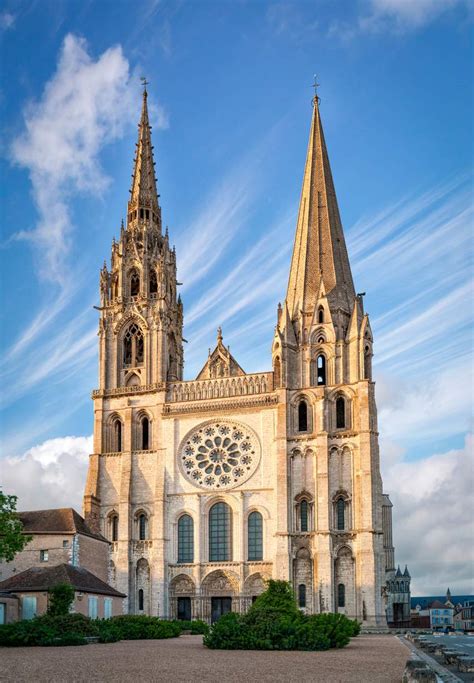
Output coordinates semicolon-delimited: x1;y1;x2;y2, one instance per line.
18;508;107;542
0;564;125;598
412;595;474;609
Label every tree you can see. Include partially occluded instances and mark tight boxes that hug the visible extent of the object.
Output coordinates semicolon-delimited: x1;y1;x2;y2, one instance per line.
0;492;32;562
47;583;75;616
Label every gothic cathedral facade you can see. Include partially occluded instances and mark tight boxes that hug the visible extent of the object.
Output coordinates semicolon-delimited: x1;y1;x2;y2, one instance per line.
84;87;403;626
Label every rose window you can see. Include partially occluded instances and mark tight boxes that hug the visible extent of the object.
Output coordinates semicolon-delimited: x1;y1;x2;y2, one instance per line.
178;421;260;490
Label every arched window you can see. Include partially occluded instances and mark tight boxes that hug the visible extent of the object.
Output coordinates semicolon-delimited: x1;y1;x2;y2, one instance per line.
298;400;308;432
110;514;119;542
138;588;144;611
318;308;324;323
274;356;281;388
336;498;345;530
123;323;144;367
178;514;194;563
300;499;309;532
114;419;122;452
247;511;263;561
209;502;231;562
130;270;140;297
316;354;326;386
149;270;158;295
138;513;147;540
336;396;345;429
337;583;345;608
298;584;306;608
364;346;371;380
141;417;149;450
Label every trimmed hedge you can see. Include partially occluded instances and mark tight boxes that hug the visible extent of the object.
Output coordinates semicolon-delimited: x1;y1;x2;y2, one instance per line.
204;579;360;651
0;613;188;647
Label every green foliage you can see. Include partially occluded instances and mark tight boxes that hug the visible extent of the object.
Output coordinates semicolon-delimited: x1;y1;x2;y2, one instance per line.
0;613;181;647
0;492;32;563
47;583;75;616
175;619;209;635
204;580;360;652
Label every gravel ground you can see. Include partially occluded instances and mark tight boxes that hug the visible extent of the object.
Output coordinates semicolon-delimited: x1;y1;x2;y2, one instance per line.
1;634;410;683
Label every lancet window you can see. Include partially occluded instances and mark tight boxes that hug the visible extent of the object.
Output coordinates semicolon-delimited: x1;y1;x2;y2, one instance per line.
123;323;144;368
130;270;140;297
209;502;231;562
247;511;263;561
298;400;308;432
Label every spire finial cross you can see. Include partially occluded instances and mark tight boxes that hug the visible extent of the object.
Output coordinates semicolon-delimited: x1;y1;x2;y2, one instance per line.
140;76;149;92
311;74;320;105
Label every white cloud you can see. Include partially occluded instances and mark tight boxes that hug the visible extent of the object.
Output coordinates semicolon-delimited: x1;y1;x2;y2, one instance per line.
362;0;468;32
0;11;15;30
382;434;474;595
11;34;135;284
1;436;92;512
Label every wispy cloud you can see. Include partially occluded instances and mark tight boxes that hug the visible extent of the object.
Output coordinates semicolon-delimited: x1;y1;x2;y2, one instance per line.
0;11;15;31
10;34;135;285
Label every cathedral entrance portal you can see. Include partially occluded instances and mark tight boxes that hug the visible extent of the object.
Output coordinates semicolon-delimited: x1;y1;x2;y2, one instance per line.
177;597;191;621
211;597;232;623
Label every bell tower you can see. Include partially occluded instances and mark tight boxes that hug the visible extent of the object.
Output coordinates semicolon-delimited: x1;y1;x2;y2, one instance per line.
97;84;183;391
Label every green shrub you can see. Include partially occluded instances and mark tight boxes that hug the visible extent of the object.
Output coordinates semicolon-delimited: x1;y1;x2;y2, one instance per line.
108;615;181;640
175;619;209;635
47;584;75;616
204;580;360;652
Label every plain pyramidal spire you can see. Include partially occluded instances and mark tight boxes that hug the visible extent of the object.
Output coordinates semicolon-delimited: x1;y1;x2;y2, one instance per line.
286;89;355;318
128;80;161;230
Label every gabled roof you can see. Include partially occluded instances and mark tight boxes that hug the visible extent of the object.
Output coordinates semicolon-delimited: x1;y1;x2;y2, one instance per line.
429;600;452;610
196;327;245;380
0;564;125;598
18;508;107;543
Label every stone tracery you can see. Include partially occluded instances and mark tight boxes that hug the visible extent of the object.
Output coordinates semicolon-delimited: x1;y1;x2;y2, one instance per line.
179;420;260;490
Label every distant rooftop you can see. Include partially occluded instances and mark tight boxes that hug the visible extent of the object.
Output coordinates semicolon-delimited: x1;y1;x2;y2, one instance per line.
0;563;125;597
411;595;474;610
18;508;107;543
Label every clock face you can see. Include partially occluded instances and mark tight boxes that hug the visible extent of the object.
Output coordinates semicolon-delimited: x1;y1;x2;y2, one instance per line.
178;420;261;490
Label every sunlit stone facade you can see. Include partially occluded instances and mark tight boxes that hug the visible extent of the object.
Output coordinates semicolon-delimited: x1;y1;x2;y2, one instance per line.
84;87;402;626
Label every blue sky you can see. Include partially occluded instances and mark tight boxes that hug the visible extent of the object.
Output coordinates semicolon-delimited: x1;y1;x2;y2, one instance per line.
0;0;473;594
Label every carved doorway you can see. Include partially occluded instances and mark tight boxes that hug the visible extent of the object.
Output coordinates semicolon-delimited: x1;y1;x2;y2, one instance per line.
177;597;192;621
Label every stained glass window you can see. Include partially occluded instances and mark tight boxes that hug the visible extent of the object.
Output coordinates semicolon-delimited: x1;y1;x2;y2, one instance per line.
336;498;345;530
209;503;231;562
300;499;309;532
248;511;263;561
178;515;194;563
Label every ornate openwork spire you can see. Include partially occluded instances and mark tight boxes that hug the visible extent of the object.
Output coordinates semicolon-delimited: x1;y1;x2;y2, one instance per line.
285;93;355;318
127;81;161;231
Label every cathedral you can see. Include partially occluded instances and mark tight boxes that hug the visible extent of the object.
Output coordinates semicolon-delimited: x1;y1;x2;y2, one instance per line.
83;85;409;627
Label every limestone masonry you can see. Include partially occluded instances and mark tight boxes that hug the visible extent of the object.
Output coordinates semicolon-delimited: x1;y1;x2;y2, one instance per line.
83;86;409;626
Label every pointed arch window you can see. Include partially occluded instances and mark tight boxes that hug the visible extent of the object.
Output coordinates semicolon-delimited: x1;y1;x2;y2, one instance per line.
337;583;345;608
110;514;119;542
364;346;372;381
316;354;326;386
318;307;324;324
114;419;122;452
300;499;309;532
336;498;345;530
298;584;306;608
141;416;150;450
138;513;147;540
178;514;194;564
123;323;144;367
274;356;281;389
138;588;144;611
209;502;231;562
336;396;345;429
247;511;263;561
149;270;158;296
130;270;140;297
298;400;308;432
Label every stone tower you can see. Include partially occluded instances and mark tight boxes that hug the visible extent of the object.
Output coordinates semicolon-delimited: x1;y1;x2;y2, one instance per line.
84;87;397;626
271;94;385;624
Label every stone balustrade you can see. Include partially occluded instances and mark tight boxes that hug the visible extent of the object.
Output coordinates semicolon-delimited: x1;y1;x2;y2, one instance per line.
167;372;274;403
92;382;165;399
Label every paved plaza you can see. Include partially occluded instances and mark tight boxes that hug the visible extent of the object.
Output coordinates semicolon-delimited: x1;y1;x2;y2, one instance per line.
1;634;409;683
